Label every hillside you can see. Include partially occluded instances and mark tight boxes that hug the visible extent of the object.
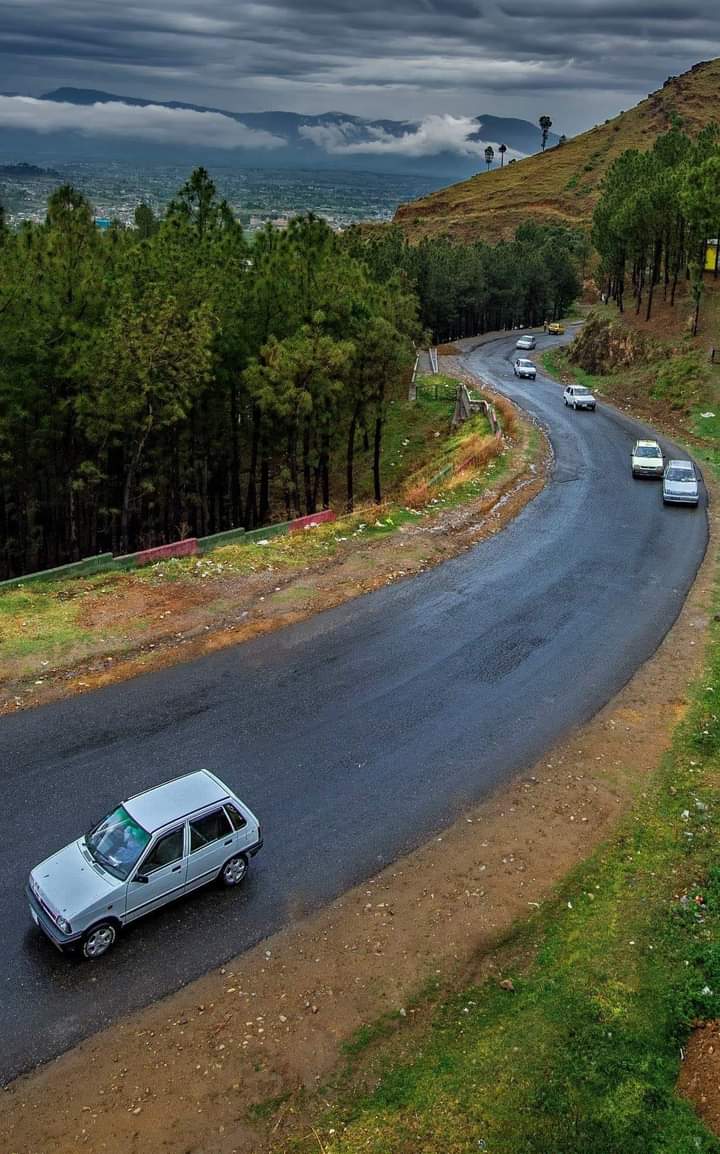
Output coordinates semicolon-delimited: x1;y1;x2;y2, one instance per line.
394;58;720;243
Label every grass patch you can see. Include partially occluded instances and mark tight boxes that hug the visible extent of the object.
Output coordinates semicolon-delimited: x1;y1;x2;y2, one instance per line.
285;596;720;1153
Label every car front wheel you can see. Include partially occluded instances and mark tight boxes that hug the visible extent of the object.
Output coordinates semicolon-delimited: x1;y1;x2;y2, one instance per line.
220;854;248;887
82;921;117;959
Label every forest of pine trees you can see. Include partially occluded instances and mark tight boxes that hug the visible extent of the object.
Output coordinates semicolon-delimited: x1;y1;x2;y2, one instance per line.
592;124;720;333
0;169;583;577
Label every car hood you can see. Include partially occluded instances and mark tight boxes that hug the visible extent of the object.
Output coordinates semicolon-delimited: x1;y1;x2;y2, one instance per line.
633;456;663;468
30;839;116;920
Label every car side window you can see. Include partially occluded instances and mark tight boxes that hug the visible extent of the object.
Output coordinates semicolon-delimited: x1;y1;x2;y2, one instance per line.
141;828;184;874
224;802;247;831
190;808;233;852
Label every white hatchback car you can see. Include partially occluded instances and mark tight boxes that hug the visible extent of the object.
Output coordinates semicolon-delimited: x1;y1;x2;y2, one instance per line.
563;384;596;411
514;357;537;379
27;770;262;959
516;334;536;350
631;439;664;478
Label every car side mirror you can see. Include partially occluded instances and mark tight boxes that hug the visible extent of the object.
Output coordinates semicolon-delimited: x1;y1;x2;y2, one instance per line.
135;874;149;884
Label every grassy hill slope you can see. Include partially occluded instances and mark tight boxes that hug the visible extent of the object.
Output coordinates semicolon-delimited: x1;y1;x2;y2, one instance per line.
394;58;720;243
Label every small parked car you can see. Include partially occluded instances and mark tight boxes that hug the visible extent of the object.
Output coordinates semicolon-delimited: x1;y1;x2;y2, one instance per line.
26;770;262;959
516;334;537;350
514;357;537;379
547;322;565;335
563;384;596;410
631;439;664;478
663;460;699;506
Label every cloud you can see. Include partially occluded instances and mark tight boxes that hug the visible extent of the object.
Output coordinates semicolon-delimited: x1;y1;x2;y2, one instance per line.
1;1;720;133
0;95;286;149
300;116;525;159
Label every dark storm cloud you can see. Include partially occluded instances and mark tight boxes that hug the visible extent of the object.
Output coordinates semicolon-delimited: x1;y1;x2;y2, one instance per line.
1;0;719;131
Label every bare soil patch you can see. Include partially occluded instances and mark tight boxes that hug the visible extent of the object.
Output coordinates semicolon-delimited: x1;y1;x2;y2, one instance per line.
2;474;716;1154
678;1022;720;1136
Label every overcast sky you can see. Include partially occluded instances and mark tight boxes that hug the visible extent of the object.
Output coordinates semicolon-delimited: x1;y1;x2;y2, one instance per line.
3;0;720;135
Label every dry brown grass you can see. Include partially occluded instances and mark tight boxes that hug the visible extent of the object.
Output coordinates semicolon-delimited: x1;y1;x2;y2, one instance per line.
454;432;499;474
394;58;720;243
493;394;518;439
404;479;431;508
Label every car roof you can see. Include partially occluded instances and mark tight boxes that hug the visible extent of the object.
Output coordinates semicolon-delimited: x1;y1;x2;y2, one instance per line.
634;439;660;448
124;770;229;832
667;459;694;469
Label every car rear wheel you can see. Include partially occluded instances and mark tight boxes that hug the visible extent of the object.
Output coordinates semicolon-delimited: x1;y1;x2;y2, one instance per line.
82;921;117;959
220;854;248;887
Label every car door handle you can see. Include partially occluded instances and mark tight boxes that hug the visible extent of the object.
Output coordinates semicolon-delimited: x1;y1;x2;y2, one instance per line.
223;838;233;846
171;865;182;872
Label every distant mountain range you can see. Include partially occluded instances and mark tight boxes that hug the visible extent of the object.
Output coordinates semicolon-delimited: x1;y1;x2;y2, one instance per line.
0;87;560;177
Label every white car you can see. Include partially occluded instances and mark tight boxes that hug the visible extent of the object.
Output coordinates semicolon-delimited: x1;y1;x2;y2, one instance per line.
663;460;700;507
516;334;536;350
27;770;262;959
514;358;537;379
631;439;664;478
563;385;596;411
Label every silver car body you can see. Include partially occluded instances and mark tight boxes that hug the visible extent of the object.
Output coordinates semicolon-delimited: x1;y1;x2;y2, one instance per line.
663;459;699;506
514;357;537;379
631;439;664;478
563;385;596;410
516;335;536;350
27;770;262;952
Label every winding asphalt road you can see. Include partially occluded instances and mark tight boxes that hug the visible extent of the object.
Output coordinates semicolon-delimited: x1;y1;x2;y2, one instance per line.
0;331;708;1082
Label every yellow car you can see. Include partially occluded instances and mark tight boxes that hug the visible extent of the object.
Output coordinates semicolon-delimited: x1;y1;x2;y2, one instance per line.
547;321;565;335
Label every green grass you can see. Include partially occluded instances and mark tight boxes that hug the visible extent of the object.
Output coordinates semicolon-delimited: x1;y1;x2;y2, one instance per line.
284;602;720;1153
414;373;459;403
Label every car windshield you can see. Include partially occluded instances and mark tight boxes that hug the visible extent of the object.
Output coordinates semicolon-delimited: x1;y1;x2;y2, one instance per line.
574;387;591;396
666;467;695;482
518;360;533;367
635;445;661;458
86;805;150;880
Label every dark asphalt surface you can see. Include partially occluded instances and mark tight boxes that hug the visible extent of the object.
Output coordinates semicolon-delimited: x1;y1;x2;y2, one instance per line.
0;331;708;1082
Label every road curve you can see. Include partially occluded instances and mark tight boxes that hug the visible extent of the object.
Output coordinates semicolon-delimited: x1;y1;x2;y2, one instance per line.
0;332;707;1082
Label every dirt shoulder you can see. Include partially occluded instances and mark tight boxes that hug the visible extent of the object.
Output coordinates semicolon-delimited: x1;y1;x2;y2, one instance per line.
0;380;545;717
2;459;716;1154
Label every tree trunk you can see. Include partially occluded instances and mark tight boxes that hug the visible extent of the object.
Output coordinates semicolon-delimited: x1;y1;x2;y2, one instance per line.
245;404;260;529
303;424;314;514
259;455;270;525
372;380;385;505
230;380;242;526
346;407;358;512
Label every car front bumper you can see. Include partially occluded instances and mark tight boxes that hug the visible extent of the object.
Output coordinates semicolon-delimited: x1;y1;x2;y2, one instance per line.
26;886;83;951
633;465;663;476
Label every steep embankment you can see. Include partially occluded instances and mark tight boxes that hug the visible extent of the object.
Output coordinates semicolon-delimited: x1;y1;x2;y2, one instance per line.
544;280;720;456
394;58;720;243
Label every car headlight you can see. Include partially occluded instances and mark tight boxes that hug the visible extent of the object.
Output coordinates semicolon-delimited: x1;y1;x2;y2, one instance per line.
55;916;72;935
